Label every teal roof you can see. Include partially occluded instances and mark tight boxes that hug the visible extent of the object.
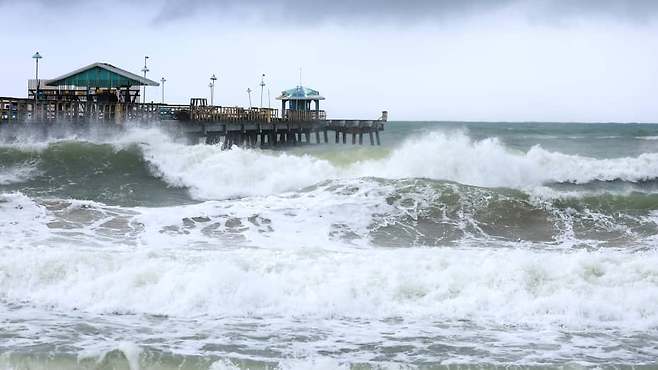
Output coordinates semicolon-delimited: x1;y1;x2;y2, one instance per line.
46;62;159;88
276;86;325;101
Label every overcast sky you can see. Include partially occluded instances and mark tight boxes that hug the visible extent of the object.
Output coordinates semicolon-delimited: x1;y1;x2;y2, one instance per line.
1;0;658;122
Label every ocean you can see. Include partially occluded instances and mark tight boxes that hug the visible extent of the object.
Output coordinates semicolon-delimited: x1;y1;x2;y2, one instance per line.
1;121;657;369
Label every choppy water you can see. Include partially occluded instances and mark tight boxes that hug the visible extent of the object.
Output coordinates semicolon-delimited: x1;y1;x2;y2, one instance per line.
1;121;658;369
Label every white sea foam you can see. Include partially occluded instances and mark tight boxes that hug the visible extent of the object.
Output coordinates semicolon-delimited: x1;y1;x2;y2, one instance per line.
115;128;658;200
77;342;142;370
0;164;39;185
354;132;658;188
142;144;338;200
1;244;657;331
131;179;392;250
275;357;351;370
2;127;656;198
0;192;51;245
1;127;658;366
210;357;356;370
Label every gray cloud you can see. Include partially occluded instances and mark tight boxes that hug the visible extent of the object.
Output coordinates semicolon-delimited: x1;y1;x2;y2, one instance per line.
133;0;658;24
150;0;514;24
3;0;658;24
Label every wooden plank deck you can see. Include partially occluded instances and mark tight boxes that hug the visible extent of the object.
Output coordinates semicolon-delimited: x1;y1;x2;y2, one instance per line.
0;96;387;147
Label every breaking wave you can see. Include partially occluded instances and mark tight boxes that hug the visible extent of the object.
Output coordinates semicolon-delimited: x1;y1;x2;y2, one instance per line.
2;125;658;367
0;232;657;329
2;128;658;202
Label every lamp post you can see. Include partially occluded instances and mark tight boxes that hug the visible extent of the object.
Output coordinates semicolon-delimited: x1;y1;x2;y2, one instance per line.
246;88;252;108
160;77;166;104
32;51;42;100
141;56;150;104
209;74;217;106
259;74;266;109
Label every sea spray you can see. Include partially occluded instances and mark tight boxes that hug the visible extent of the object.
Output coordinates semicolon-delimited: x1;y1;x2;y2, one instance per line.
3;127;658;201
353;131;658;187
2;122;658;367
3;178;657;250
2;245;658;329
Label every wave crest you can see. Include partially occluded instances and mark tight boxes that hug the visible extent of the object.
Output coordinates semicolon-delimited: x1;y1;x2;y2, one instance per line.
135;129;658;198
355;132;658;187
2;128;657;201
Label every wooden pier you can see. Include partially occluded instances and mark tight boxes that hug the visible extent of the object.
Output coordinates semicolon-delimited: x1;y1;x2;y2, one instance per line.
0;96;387;148
0;62;387;148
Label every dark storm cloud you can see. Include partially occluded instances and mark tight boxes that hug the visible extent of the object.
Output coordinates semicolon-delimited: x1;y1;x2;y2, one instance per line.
150;0;515;23
139;0;658;24
3;0;658;23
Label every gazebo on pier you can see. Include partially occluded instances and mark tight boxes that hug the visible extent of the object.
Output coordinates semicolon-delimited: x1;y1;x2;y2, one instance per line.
276;86;326;121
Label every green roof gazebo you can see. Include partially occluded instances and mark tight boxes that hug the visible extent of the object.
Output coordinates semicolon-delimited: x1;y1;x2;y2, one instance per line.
276;86;325;120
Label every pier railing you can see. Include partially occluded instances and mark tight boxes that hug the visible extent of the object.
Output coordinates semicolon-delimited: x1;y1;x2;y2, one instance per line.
1;97;384;133
1;96;388;148
0;97;160;123
183;106;278;123
284;109;326;122
0;97;283;125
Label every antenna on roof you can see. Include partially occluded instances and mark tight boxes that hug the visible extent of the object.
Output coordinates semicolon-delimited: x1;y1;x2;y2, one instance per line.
299;67;302;87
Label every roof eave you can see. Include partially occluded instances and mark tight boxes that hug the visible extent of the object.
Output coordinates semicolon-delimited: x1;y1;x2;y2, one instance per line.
276;96;325;101
45;62;159;87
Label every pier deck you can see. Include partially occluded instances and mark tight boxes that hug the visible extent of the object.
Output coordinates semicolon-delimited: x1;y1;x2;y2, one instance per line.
0;97;386;147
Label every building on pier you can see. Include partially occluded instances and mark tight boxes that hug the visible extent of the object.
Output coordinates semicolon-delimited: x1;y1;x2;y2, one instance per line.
3;62;386;148
277;86;326;121
28;62;158;103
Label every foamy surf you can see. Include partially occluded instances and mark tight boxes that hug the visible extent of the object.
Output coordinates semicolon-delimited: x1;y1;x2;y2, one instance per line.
125;128;658;199
1;121;658;368
1;244;658;366
2;243;658;326
3;126;658;201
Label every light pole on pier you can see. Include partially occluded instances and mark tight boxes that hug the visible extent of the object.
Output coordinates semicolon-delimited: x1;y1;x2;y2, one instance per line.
160;77;166;104
209;74;217;106
141;56;150;104
247;88;252;107
32;51;42;100
259;74;266;109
